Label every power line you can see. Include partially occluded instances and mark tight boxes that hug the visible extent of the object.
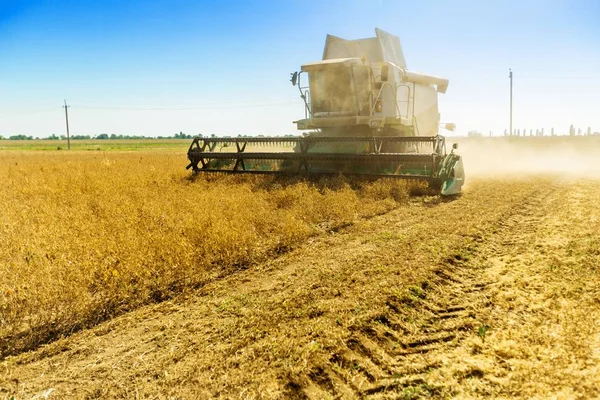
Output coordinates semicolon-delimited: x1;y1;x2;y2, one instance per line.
77;97;296;106
0;107;60;116
74;101;298;111
0;100;299;118
517;76;600;80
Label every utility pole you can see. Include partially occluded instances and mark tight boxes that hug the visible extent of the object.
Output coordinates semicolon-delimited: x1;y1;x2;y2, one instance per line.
509;69;513;137
63;99;71;150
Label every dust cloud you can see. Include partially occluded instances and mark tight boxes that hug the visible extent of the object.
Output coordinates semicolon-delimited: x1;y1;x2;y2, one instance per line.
453;137;600;180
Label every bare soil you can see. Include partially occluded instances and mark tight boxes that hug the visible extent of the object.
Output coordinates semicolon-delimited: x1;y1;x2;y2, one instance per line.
2;177;600;399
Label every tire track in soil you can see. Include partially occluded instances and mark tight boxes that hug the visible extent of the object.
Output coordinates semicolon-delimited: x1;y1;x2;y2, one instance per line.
293;184;560;399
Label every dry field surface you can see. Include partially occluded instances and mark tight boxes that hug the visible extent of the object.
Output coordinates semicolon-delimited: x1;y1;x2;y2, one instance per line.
1;138;600;399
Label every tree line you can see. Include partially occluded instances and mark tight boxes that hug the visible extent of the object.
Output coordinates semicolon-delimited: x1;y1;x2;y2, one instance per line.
0;132;299;140
0;132;196;140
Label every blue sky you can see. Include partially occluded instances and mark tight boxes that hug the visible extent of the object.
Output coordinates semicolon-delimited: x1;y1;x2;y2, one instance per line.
1;0;599;137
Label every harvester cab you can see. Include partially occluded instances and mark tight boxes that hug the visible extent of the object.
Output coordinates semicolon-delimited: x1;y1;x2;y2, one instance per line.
291;28;448;138
187;28;465;196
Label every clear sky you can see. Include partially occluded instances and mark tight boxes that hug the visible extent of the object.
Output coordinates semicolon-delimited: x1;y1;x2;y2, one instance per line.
1;0;599;137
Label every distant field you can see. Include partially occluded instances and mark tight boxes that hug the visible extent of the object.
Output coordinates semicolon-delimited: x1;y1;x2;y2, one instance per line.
453;134;600;146
0;139;192;151
2;135;599;152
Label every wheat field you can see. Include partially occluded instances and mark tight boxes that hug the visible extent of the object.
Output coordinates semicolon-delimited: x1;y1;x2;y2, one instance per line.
0;150;426;357
3;139;600;399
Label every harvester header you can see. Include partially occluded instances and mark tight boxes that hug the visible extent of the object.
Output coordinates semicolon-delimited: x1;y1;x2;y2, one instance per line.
187;28;464;195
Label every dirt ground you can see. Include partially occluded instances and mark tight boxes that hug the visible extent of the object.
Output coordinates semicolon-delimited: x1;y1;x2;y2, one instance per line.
2;175;600;399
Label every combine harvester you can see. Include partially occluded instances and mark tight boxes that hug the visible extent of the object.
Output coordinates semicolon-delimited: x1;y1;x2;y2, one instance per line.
187;28;465;195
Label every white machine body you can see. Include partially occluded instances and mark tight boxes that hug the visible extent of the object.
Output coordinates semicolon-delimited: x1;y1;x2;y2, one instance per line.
294;28;449;137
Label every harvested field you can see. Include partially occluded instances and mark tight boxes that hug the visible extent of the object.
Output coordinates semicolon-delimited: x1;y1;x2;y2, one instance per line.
1;138;600;399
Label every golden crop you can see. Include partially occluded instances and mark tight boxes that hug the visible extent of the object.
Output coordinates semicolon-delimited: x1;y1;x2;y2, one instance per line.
0;151;426;356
